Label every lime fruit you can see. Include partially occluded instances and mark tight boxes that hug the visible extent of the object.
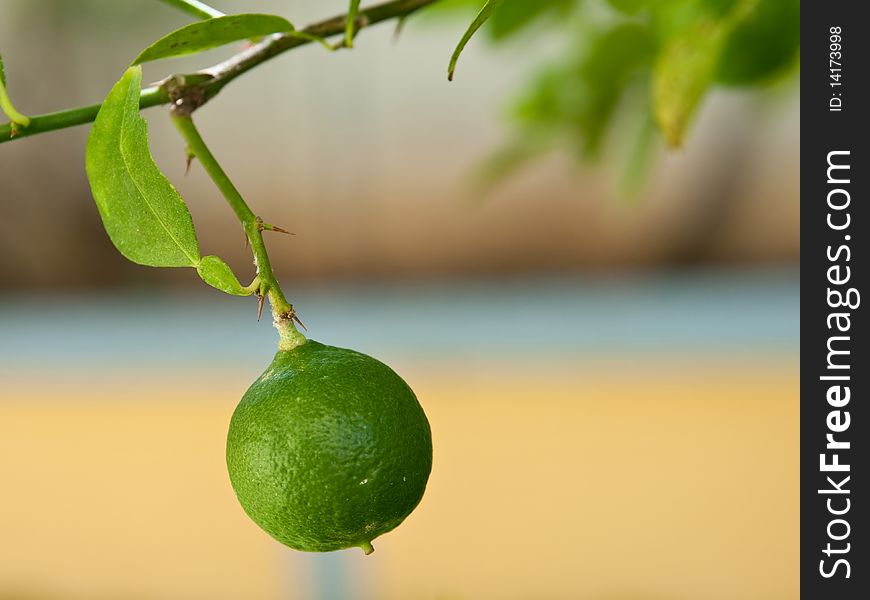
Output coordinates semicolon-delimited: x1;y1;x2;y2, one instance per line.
226;340;432;554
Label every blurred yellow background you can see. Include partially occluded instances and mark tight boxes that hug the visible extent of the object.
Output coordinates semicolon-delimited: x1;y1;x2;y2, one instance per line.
1;358;797;600
1;0;798;598
0;276;798;599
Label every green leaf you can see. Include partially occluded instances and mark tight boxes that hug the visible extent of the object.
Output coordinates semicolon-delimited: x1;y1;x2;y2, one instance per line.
85;66;201;267
197;255;252;296
448;0;505;81
716;0;799;85
606;0;651;14
132;14;296;64
512;22;654;157
345;0;361;48
487;0;573;41
653;18;728;147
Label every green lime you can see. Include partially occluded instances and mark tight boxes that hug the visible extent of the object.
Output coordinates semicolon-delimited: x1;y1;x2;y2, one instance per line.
226;340;432;554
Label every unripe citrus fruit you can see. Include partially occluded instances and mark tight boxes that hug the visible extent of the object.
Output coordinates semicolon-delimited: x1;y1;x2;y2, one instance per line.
226;340;432;554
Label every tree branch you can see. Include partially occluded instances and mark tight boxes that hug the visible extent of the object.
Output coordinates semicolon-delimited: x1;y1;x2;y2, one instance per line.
0;0;441;144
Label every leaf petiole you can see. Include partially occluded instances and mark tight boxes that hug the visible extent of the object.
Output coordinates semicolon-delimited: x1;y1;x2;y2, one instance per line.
170;112;305;347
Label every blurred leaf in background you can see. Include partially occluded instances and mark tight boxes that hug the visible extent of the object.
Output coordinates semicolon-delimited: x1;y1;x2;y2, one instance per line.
439;0;799;189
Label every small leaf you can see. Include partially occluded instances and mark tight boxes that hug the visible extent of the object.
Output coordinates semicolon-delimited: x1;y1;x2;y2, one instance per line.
197;255;252;296
0;52;31;128
448;0;505;81
133;14;296;64
345;0;361;48
652;19;728;147
86;66;201;267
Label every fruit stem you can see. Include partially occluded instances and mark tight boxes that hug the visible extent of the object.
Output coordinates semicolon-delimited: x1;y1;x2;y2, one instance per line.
170;112;306;348
360;541;375;555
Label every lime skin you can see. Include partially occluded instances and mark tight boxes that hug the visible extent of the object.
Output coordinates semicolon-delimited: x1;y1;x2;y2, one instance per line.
226;340;433;554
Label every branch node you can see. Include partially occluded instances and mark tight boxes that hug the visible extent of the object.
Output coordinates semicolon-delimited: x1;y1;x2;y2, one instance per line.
163;73;214;117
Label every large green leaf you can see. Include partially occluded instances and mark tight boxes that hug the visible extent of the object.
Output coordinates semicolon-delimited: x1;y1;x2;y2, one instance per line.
197;255;252;296
85;66;201;267
448;0;505;81
133;14;296;64
653;18;727;146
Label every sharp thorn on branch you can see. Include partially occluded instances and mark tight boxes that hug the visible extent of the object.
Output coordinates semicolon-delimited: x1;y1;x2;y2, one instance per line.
255;216;293;235
256;293;265;321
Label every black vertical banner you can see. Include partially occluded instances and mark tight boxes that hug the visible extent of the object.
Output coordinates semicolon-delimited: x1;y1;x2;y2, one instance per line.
802;2;868;598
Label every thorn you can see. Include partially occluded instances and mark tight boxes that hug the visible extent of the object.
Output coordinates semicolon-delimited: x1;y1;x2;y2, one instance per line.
266;224;294;235
292;313;307;331
185;153;195;175
244;233;249;249
257;216;294;235
256;293;265;321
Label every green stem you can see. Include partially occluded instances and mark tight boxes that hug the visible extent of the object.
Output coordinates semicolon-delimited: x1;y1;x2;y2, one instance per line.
170;112;305;350
0;0;441;144
158;0;225;20
1;85;168;142
346;0;362;48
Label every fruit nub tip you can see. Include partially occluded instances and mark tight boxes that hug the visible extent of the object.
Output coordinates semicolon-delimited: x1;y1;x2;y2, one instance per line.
360;541;375;555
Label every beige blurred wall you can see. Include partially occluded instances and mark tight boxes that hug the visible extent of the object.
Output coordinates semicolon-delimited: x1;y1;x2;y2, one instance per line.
0;0;799;289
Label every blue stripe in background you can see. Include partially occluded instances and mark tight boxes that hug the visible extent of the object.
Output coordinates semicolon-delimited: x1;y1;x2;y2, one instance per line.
0;268;798;374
